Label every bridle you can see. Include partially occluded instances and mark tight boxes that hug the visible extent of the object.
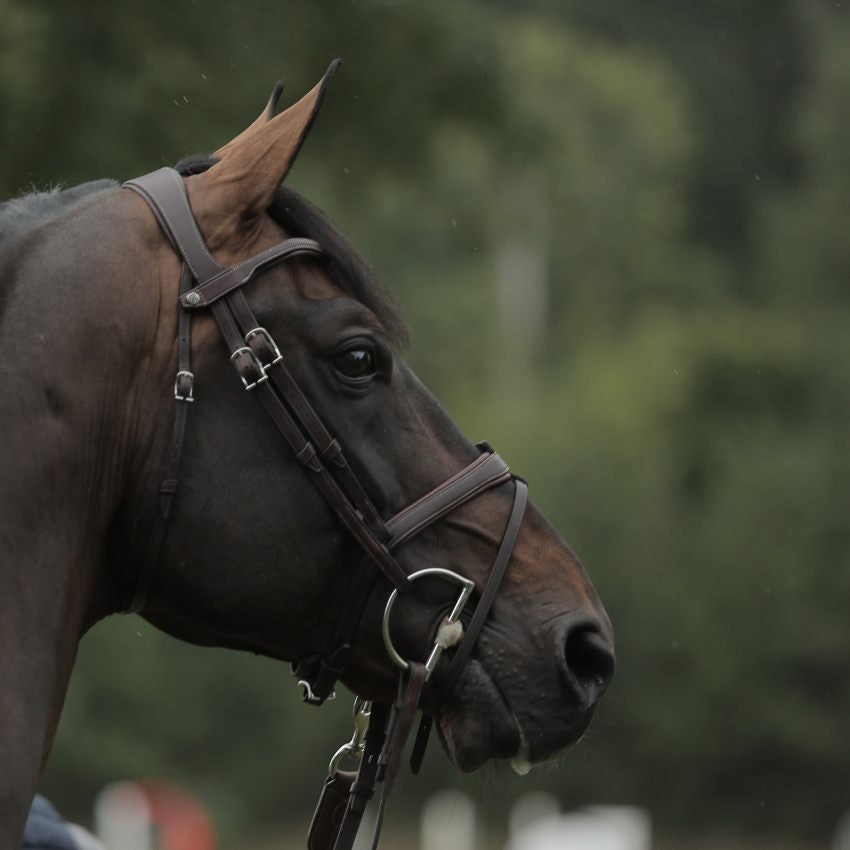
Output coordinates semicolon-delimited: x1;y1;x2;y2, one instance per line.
122;166;529;850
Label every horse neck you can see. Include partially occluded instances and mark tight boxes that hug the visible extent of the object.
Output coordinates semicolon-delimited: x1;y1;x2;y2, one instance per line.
0;189;168;843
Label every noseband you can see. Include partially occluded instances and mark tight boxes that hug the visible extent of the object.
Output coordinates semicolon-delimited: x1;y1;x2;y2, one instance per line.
123;167;528;850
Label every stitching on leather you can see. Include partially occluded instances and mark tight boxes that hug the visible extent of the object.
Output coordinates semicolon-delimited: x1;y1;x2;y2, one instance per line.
135;178;206;282
233;242;296;271
388;455;503;526
165;169;224;277
126;181;206;281
388;470;510;546
196;244;319;303
388;458;488;523
134;169;223;284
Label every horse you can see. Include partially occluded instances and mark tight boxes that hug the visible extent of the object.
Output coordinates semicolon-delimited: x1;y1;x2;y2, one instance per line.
0;61;614;849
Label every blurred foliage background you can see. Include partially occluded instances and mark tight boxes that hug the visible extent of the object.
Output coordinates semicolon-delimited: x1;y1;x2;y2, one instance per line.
2;0;848;846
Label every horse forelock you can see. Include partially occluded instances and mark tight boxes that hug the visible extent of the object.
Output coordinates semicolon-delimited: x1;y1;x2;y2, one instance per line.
175;154;410;351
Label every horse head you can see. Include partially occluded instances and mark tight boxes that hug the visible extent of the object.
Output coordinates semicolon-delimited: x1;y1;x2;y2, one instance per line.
0;61;613;846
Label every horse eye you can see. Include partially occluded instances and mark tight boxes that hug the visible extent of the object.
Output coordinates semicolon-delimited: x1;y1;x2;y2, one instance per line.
334;346;376;381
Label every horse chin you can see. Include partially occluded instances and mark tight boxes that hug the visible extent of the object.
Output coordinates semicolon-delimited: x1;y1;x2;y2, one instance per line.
432;659;521;772
432;657;598;774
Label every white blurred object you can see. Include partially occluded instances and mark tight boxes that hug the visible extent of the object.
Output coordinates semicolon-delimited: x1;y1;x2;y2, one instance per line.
506;803;651;850
833;811;850;850
94;782;152;850
508;792;561;837
421;790;477;850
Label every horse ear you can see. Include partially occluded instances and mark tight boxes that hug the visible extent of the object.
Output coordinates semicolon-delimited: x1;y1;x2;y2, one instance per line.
190;60;340;237
212;79;287;159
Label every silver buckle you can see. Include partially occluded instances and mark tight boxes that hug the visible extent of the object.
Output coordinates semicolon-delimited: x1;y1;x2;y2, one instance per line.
245;327;283;372
382;567;475;681
173;370;194;402
230;346;268;390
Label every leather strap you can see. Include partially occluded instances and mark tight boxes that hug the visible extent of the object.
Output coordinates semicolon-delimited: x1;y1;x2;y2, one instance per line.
410;479;527;774
430;478;528;698
368;663;426;850
160;264;195;517
321;667;426;850
307;770;356;850
227;289;388;538
386;449;512;548
322;703;391;850
126;167;323;308
125;167;224;283
180;238;323;308
125;263;195;613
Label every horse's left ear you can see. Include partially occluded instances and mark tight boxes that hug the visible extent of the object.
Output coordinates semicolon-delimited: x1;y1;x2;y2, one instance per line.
188;60;340;244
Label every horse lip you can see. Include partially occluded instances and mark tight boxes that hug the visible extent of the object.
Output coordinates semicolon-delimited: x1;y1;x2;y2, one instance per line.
432;647;601;771
433;659;523;772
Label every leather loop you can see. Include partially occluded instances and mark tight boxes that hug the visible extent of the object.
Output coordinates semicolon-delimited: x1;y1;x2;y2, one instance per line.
295;442;318;467
321;439;344;465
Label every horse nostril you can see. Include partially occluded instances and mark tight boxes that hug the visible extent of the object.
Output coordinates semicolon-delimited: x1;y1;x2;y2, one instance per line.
563;625;615;700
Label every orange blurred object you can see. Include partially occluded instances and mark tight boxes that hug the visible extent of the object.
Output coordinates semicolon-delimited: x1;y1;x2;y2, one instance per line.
137;780;216;850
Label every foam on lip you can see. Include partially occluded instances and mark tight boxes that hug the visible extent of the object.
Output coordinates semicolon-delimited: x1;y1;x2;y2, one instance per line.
510;714;531;776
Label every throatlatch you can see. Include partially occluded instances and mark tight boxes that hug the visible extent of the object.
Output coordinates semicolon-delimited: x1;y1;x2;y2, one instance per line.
122;166;529;850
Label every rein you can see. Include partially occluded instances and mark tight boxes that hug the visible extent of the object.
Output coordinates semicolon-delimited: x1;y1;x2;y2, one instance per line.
122;167;528;850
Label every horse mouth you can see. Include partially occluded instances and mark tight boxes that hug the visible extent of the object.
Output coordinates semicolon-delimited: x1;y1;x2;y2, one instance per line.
432;658;522;772
432;656;596;774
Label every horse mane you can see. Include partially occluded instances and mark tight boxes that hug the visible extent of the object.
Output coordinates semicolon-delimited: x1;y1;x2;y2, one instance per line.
0;180;117;321
0;179;117;266
0;164;409;349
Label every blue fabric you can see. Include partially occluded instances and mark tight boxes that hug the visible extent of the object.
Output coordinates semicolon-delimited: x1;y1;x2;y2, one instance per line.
21;796;79;850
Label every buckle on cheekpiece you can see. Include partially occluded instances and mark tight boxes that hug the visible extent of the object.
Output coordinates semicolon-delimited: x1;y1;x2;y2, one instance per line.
245;326;283;373
230;346;268;390
173;370;194;402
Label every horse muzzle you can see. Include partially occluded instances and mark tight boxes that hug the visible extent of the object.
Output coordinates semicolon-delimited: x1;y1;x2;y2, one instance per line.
434;610;615;772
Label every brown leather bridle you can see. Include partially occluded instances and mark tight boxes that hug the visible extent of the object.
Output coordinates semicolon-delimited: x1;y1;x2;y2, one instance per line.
123;166;528;850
